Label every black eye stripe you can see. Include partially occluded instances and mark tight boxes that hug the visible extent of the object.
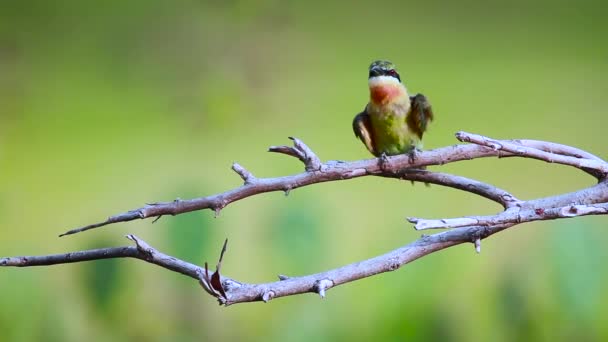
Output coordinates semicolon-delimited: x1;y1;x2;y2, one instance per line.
387;70;401;82
368;68;401;82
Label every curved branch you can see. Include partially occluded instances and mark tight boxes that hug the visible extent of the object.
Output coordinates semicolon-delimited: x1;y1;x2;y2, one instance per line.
517;139;604;162
457;132;608;179
5;193;602;306
3;131;608;306
59;131;606;236
0;225;522;305
382;169;521;209
409;200;608;230
0;235;200;279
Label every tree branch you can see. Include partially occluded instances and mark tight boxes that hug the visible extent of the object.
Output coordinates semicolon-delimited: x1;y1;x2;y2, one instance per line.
380;169;521;209
408;202;608;230
3;131;607;305
456;132;608;176
58;131;606;236
0;235;200;279
0;226;511;305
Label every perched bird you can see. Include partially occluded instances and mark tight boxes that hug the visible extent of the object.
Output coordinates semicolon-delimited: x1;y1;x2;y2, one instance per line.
352;60;433;160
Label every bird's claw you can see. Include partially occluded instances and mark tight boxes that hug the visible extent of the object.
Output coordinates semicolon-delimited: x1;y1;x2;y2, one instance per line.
407;148;421;165
379;152;390;171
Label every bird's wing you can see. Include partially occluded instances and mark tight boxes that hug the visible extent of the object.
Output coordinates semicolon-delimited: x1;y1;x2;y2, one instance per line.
352;108;376;156
407;94;434;139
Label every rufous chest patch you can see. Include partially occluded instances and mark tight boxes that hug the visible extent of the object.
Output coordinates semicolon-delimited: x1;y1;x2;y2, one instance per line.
370;85;402;105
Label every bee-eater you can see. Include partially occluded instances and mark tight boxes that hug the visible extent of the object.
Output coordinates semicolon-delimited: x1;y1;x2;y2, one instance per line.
352;60;434;159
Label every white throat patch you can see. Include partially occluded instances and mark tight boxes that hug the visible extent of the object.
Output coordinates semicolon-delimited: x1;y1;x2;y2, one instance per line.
368;76;406;91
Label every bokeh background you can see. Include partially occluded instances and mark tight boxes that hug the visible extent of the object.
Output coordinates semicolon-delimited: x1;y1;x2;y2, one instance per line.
1;0;607;341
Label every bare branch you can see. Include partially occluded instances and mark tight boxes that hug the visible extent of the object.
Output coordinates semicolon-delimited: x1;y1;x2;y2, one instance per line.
517;139;604;162
0;221;515;305
408;201;608;230
4;131;608;305
385;169;521;209
456;132;608;176
1;235;201;279
60;132;606;237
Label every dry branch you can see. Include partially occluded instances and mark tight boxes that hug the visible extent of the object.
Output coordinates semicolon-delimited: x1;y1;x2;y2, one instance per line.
2;131;608;305
58;132;606;236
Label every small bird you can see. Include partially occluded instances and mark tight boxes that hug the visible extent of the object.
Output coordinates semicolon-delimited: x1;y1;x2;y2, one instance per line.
353;60;433;160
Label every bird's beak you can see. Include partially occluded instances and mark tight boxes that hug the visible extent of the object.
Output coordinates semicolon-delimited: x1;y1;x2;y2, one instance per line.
369;67;382;78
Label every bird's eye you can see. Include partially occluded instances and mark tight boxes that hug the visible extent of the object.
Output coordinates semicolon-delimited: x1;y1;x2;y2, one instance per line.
388;69;400;81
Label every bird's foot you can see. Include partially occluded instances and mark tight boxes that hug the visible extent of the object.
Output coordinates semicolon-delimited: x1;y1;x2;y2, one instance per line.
406;149;428;186
379;152;391;171
407;148;421;165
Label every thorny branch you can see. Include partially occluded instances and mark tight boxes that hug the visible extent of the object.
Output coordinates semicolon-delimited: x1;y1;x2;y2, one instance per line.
2;131;607;305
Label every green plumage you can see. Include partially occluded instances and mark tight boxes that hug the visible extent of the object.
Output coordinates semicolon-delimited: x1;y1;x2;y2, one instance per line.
353;94;433;157
353;60;433;157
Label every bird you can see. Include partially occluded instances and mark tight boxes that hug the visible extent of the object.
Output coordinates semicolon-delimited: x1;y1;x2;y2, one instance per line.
352;60;433;162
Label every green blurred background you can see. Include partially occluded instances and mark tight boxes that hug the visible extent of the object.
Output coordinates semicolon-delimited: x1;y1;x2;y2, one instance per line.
1;0;607;340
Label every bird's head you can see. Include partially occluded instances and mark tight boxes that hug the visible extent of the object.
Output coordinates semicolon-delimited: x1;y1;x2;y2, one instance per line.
368;60;401;82
367;60;407;105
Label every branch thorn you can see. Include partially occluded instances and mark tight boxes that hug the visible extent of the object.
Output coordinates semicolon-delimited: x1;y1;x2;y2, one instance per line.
262;290;275;303
315;279;334;299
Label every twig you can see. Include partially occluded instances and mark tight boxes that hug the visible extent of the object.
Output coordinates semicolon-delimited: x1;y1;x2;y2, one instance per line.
231;163;256;185
408;201;608;230
1;234;200;279
456;132;608;177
